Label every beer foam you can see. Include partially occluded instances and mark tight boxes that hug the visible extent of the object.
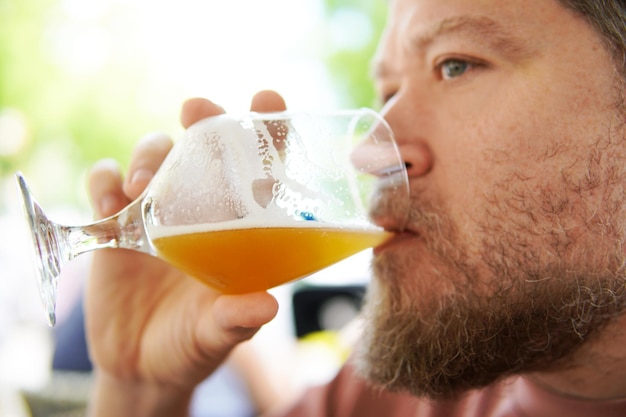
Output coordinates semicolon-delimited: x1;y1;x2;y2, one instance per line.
211;115;310;221
147;114;303;226
147;217;383;240
146;113;376;241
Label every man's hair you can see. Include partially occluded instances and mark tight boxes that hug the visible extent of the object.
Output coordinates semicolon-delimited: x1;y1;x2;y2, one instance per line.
559;0;626;80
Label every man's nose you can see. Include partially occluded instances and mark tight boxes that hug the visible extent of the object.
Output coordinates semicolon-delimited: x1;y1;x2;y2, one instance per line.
380;94;434;178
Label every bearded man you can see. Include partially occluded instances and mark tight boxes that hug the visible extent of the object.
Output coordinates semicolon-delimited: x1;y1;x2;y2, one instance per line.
84;0;626;416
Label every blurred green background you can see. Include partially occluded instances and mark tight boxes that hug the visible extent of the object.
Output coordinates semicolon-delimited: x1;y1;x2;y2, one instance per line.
0;2;388;408
0;0;386;210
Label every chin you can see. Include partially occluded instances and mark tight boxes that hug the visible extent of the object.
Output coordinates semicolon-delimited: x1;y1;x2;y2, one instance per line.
370;233;454;306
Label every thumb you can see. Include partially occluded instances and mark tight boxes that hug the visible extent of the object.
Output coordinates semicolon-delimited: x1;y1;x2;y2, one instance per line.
200;292;279;351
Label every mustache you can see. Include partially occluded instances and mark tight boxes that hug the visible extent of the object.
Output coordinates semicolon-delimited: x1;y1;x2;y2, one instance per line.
368;183;446;234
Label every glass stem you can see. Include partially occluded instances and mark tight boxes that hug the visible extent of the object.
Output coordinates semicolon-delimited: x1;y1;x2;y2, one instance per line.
56;198;154;265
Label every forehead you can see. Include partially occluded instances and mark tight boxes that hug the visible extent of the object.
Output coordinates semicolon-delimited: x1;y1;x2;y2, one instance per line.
387;0;564;28
378;0;578;63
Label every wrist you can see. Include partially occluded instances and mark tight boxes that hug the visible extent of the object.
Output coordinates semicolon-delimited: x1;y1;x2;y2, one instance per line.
88;370;194;417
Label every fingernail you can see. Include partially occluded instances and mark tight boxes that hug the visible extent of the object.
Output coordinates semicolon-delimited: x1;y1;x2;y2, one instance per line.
92;158;121;174
130;168;153;186
99;193;120;216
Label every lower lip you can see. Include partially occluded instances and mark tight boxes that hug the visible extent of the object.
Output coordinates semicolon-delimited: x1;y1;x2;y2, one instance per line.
373;232;417;254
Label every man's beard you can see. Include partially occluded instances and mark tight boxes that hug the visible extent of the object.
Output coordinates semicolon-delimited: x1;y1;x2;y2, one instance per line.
355;140;626;400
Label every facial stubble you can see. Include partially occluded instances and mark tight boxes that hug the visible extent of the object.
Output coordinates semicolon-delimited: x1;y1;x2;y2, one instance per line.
355;132;626;400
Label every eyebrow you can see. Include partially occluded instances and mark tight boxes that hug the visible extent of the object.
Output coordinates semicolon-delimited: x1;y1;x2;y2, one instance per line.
413;15;534;57
372;15;536;79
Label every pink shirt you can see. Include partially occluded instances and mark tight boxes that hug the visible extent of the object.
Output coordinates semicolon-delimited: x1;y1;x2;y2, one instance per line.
272;363;626;417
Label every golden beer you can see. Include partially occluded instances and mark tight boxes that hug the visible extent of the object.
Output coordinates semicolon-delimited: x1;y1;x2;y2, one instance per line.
151;223;390;293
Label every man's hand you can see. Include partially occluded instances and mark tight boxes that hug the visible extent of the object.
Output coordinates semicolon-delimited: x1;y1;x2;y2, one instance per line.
85;91;286;417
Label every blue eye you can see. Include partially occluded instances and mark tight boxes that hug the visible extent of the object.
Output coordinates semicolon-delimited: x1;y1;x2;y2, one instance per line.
440;59;470;79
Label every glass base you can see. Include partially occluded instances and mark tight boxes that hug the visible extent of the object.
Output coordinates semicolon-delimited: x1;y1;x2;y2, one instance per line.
16;172;60;326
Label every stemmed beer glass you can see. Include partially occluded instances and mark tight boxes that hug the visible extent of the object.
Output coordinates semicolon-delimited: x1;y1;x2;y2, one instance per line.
16;109;409;326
